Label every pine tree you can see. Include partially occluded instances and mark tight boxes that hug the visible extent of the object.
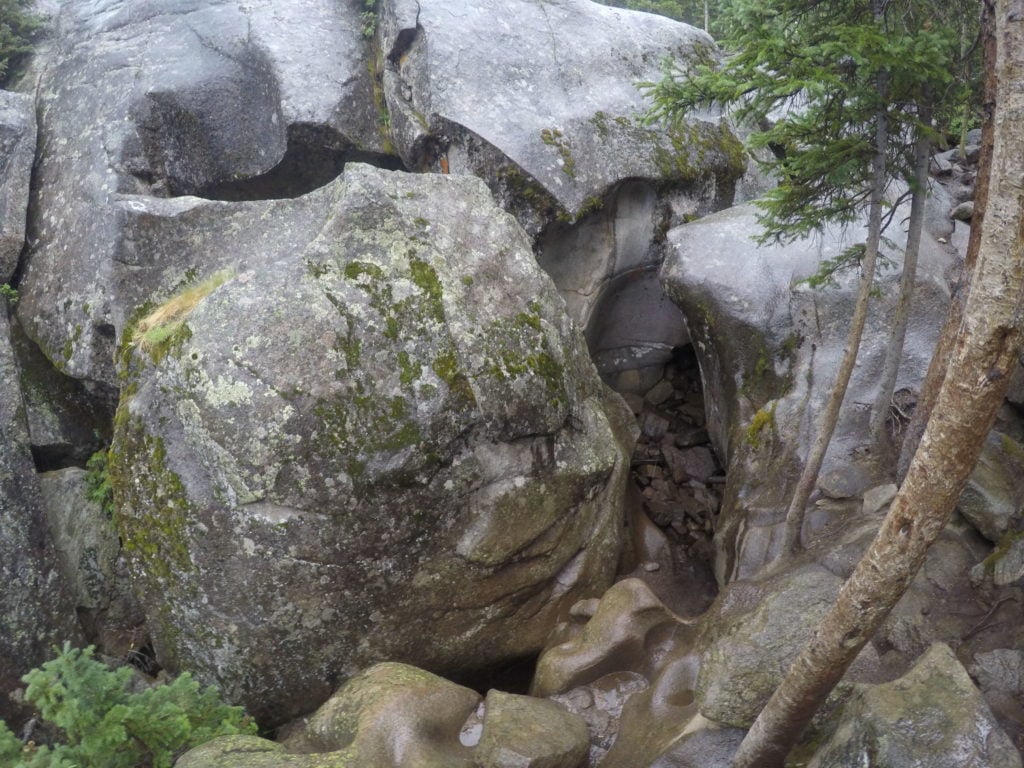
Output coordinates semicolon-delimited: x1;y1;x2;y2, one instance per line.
644;0;966;555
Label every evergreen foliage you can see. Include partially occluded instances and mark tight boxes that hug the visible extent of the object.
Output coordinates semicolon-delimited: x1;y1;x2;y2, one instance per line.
0;644;255;768
643;0;970;246
0;0;41;86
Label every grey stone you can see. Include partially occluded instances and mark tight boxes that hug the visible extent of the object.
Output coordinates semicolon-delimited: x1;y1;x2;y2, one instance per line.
861;483;897;516
0;90;35;283
645;380;676;406
37;468;141;631
648;727;744;768
476;690;589;768
379;0;743;234
661;194;958;579
958;431;1024;542
809;644;1022;768
550;672;649;768
17;0;385;386
993;535;1024;587
110;165;633;726
0;314;81;725
696;565;879;727
951;200;975;222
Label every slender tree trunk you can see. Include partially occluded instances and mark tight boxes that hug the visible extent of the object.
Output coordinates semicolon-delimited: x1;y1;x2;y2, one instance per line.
704;0;709;31
779;83;888;556
897;0;997;480
870;102;932;445
733;4;1024;764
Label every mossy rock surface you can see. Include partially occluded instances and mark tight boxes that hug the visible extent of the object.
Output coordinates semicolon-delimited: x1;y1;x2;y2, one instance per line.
110;165;632;726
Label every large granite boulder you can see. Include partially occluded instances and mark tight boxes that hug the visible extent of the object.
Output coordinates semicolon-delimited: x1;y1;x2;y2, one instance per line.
0;314;81;725
16;0;387;387
0;90;34;283
379;0;744;235
378;0;744;379
660;191;963;580
110;164;634;726
809;644;1022;768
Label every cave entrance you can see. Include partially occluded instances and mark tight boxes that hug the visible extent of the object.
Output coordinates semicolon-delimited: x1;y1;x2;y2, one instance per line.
585;268;722;615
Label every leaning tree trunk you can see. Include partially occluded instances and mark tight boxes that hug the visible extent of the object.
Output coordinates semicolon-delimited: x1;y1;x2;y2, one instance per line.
732;3;1023;764
870;101;932;446
897;0;997;480
778;84;888;557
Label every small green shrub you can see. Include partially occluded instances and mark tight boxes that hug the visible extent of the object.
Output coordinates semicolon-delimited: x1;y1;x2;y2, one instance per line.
1;283;18;306
0;643;256;768
85;450;114;518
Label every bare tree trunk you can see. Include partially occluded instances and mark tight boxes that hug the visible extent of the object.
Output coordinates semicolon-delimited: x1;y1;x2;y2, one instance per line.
897;0;997;481
778;83;888;556
870;102;932;445
733;4;1023;764
704;0;709;31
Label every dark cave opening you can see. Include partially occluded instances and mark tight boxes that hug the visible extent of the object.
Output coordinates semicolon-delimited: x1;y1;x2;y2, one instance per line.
194;125;407;202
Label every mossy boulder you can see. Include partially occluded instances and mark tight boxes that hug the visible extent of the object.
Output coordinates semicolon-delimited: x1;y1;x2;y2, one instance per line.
378;0;744;236
808;644;1021;768
110;165;633;726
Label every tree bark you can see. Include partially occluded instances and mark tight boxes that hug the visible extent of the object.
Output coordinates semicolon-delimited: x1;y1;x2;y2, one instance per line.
779;78;888;556
870;101;932;445
733;3;1024;763
897;0;997;480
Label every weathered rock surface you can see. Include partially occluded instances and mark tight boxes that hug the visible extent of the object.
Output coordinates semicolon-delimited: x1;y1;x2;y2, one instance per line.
695;564;880;728
110;165;633;725
0;90;34;283
37;468;143;651
179;662;589;768
809;644;1022;768
959;430;1024;543
475;690;589;768
661;191;961;580
379;0;743;235
0;314;80;724
17;0;386;386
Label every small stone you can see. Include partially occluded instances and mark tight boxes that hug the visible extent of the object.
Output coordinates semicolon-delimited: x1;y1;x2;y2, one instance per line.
640;411;670;441
674;426;710;448
644;380;674;406
476;691;590;768
950;201;975;222
642;561;661;572
992;535;1024;587
678;446;717;484
661;444;689;484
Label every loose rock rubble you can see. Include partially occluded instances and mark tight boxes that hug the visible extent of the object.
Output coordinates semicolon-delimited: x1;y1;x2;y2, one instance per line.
607;346;724;572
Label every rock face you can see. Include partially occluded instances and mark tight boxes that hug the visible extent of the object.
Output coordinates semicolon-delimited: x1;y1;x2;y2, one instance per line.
379;0;742;234
0;90;34;283
16;0;385;386
0;314;81;724
110;164;633;725
809;644;1022;768
661;193;961;580
695;565;879;728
